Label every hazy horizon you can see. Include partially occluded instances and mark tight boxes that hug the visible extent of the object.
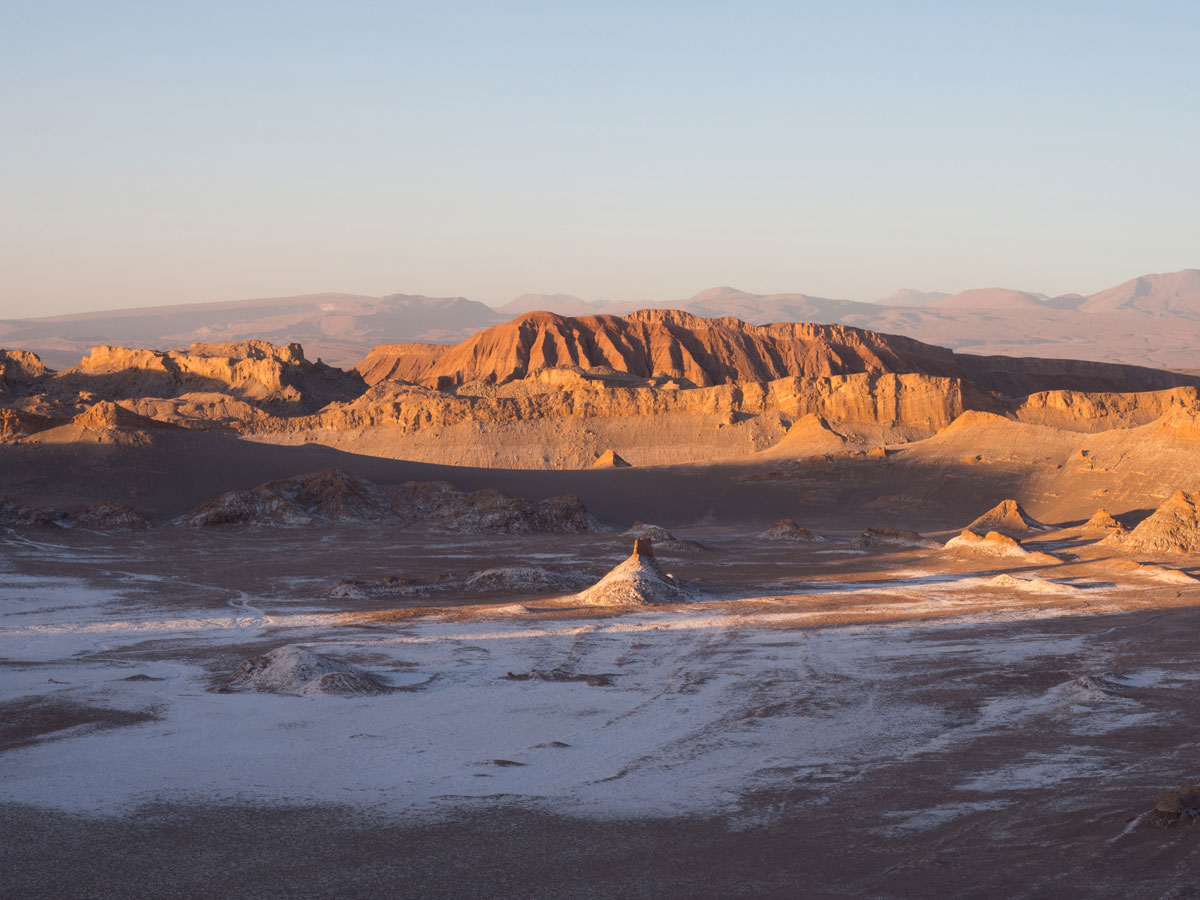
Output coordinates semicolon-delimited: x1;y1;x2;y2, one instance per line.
3;1;1198;319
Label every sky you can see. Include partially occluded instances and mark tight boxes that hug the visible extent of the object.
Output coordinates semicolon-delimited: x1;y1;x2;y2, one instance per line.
1;0;1198;318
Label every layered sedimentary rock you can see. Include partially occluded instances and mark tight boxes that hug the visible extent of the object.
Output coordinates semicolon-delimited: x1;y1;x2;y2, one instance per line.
354;309;1197;396
8;310;1200;471
3;340;365;418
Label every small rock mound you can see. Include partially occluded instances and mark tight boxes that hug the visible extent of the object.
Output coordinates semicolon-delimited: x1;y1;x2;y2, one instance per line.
68;502;149;531
851;527;937;550
986;574;1076;594
0;498;58;527
965;499;1048;537
1049;673;1132;705
1083;509;1124;532
943;529;1061;564
1106;559;1199;585
1104;490;1200;555
462;567;591;593
1142;785;1200;828
762;519;816;541
575;539;693;606
331;567;589;599
623;521;705;554
228;645;389;697
592;449;632;468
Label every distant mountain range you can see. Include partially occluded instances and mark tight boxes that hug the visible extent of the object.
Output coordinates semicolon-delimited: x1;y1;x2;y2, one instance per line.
3;269;1199;370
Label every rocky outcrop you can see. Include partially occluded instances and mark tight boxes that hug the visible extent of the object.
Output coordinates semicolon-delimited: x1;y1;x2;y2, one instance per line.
0;498;147;530
0;349;50;392
851;527;938;549
0;408;55;441
0;499;59;527
1083;509;1124;532
1141;784;1200;828
228;646;389;696
592;449;631;468
68;503;149;531
355;308;1200;396
332;566;590;600
178;468;394;527
50;340;365;416
623;522;705;553
965;500;1048;537
763;519;817;541
575;539;693;606
355;309;970;389
178;468;607;533
943;530;1060;564
1104;491;1200;555
397;482;606;534
72;401;168;431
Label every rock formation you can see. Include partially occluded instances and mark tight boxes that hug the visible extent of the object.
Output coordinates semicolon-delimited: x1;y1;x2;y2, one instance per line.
986;574;1075;593
68;503;149;531
6;340;365;420
71;401;167;431
1141;784;1200;828
228;645;389;696
851;527;938;549
0;349;51;392
623;522;704;553
943;530;1060;564
591;449;631;468
178;468;607;533
1104;491;1200;555
398;482;605;534
1083;509;1124;531
178;468;393;527
0;499;59;527
0;408;55;441
575;539;693;605
965;500;1048;538
763;519;817;541
353;309;1198;395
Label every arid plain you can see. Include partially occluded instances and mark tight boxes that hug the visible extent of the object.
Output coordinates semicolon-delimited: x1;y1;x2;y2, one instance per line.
5;300;1200;898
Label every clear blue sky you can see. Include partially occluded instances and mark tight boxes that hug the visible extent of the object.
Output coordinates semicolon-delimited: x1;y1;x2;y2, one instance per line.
2;0;1197;316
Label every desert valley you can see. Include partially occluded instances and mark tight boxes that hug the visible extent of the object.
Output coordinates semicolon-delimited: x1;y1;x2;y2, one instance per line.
6;294;1200;896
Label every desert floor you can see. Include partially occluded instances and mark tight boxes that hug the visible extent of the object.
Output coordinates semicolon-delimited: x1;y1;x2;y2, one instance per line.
5;515;1200;898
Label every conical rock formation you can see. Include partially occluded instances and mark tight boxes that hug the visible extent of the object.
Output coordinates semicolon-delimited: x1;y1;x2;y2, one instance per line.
575;539;693;606
965;499;1048;537
1105;491;1200;554
1084;509;1123;531
592;449;632;468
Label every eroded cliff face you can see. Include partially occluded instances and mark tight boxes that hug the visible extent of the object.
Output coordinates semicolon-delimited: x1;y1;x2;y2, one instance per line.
353;309;1200;397
0;349;51;391
6;311;1200;470
6;340;366;417
355;310;969;388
